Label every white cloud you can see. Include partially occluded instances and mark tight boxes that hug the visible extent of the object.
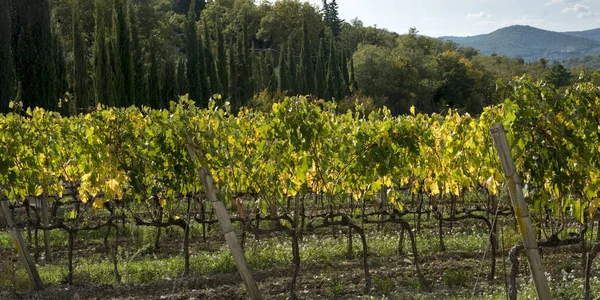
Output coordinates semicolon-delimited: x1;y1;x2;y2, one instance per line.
466;12;492;20
561;4;599;18
501;15;560;28
546;0;588;5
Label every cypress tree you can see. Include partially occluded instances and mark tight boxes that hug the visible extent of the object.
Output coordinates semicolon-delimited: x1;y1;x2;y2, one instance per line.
235;35;247;108
130;3;144;105
340;50;350;96
265;51;277;91
52;23;68;113
185;1;202;104
106;35;117;107
12;0;55;109
72;0;89;112
325;36;339;101
299;19;314;95
216;18;228;98
198;31;209;106
314;38;326;99
111;4;125;107
349;55;358;92
287;35;297;95
93;0;110;106
328;0;343;37
147;38;161;108
0;0;15;111
227;44;238;109
203;19;220;95
177;60;188;96
163;56;177;106
114;0;134;107
278;43;288;93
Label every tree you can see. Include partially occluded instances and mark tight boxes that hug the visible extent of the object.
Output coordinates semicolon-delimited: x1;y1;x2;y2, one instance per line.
198;31;209;106
130;2;144;106
0;0;15;111
216;18;228;98
163;56;177;106
177;60;188;96
72;0;89;112
325;36;339;100
434;50;479;112
204;19;219;95
93;0;111;106
12;0;56;109
114;0;134;107
52;23;68;113
185;1;202;104
278;43;289;93
544;64;572;88
325;0;343;37
314;38;326;99
147;38;161;108
287;35;297;95
257;0;324;51
299;19;314;95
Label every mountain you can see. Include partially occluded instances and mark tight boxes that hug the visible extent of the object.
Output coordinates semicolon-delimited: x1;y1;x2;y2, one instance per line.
441;25;600;62
563;28;600;42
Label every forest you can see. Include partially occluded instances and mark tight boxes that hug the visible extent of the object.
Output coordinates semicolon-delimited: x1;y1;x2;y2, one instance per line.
0;0;589;117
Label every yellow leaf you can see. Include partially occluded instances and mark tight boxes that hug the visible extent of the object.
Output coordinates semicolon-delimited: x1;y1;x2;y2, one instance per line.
160;198;167;208
410;106;415;115
35;185;43;197
93;199;105;209
430;181;440;195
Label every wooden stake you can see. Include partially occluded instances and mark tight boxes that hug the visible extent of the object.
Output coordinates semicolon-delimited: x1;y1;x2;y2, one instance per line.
0;199;44;290
185;136;262;300
41;189;52;261
490;123;550;300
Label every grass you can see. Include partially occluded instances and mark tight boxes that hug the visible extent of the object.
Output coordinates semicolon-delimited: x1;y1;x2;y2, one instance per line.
2;216;600;299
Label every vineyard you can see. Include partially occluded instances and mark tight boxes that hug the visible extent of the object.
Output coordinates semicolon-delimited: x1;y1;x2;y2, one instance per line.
1;76;600;299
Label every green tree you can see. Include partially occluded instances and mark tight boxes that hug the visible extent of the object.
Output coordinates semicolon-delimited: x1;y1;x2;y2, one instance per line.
287;35;297;95
0;0;15;111
326;0;343;37
185;1;202;104
278;43;289;93
314;38;326;98
216;18;228;98
93;0;111;106
325;36;339;100
114;0;134;107
163;56;177;106
72;0;89;112
177;60;188;96
299;19;314;95
204;19;219;96
147;38;161;108
198;31;209;106
544;64;572;88
130;2;144;106
12;0;56;109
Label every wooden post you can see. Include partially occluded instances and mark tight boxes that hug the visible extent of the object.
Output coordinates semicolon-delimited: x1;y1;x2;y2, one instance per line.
185;136;262;300
490;123;550;300
0;199;44;290
41;189;52;261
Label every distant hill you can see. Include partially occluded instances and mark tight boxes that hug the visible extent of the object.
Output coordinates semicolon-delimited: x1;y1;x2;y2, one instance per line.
563;28;600;42
441;25;600;62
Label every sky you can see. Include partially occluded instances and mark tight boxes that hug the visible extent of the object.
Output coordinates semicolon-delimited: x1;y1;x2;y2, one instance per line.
305;0;600;37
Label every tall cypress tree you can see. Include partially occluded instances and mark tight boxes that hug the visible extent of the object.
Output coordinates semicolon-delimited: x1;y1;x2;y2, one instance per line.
340;50;350;96
203;19;219;95
147;38;161;108
114;0;134;107
216;18;228;98
325;36;339;101
227;44;238;109
52;23;68;113
177;60;188;96
185;1;202;104
93;0;110;106
299;19;314;95
111;4;125;107
12;0;55;109
130;2;144;105
278;43;288;93
72;0;88;112
1;0;16;111
287;35;297;95
314;38;326;99
163;56;177;107
235;35;247;108
198;31;209;106
349;55;358;92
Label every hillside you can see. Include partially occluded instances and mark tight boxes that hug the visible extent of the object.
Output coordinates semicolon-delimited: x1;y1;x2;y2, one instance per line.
563;28;600;42
441;25;600;62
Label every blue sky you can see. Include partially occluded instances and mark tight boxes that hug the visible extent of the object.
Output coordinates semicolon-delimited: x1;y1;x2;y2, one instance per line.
306;0;600;37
